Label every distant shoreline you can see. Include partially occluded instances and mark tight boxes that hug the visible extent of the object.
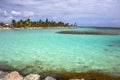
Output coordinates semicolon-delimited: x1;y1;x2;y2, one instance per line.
0;26;76;30
1;26;120;30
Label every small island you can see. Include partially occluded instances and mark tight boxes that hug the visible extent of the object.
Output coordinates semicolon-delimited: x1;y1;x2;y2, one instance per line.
0;19;77;29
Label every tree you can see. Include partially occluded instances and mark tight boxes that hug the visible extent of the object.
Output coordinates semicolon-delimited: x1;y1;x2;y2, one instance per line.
11;19;16;27
38;19;42;27
0;22;4;26
58;21;64;26
26;18;31;26
74;22;77;27
19;19;24;27
45;18;48;23
65;23;69;27
45;18;49;27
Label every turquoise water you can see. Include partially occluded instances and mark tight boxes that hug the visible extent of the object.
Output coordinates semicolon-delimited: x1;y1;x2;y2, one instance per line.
0;28;120;75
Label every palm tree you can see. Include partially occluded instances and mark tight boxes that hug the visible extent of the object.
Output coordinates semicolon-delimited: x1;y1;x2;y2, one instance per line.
26;18;30;27
0;22;4;27
19;19;24;27
74;22;77;27
11;19;16;27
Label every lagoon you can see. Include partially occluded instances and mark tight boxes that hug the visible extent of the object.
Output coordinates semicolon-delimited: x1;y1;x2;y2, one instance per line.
0;28;120;75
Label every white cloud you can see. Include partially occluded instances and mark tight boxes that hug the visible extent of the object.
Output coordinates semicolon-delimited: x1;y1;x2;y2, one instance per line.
2;0;120;19
0;9;34;22
23;11;34;17
11;10;22;17
11;10;34;18
1;0;120;26
0;9;8;17
8;16;13;19
52;16;57;19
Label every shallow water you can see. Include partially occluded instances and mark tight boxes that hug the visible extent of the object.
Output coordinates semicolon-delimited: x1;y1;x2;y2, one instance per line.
0;28;120;75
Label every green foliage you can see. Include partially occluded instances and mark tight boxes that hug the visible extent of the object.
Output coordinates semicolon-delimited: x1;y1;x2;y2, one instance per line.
11;18;70;28
0;22;5;26
74;22;77;27
11;19;16;27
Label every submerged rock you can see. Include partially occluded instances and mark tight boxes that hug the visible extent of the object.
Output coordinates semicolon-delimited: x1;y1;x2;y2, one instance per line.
3;71;23;80
0;71;9;79
69;79;84;80
45;76;56;80
88;76;96;80
24;74;40;80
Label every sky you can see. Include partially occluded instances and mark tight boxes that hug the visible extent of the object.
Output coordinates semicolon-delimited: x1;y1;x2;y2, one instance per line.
0;0;120;27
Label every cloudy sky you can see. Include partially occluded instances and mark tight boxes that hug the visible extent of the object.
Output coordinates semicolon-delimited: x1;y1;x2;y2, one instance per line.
0;0;120;27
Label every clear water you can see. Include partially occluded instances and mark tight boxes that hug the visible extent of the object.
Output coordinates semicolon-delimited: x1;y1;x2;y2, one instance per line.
0;28;120;75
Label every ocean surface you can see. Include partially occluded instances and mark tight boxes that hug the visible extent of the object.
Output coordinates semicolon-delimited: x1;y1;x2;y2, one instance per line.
0;28;120;75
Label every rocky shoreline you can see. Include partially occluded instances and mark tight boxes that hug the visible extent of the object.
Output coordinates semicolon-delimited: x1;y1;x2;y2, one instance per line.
0;70;120;80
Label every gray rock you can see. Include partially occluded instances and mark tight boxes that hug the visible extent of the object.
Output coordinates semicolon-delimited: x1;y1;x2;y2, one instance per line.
45;76;56;80
3;71;23;80
0;71;9;79
24;74;40;80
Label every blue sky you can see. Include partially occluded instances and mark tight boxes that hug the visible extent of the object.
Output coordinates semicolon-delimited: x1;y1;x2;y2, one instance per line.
0;0;120;27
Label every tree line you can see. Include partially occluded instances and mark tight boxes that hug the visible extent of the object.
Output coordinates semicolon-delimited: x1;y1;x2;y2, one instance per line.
0;22;5;27
0;19;77;28
11;18;70;28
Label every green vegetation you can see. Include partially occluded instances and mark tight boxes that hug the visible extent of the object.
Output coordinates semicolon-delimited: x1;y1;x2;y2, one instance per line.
11;18;70;28
0;18;77;28
0;22;5;27
0;22;10;27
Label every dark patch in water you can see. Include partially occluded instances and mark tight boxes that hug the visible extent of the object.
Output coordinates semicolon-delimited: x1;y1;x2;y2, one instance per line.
110;40;120;46
0;61;18;72
56;30;120;35
83;65;89;69
0;60;44;75
104;49;109;51
105;40;120;53
107;44;114;47
19;60;44;75
106;44;120;48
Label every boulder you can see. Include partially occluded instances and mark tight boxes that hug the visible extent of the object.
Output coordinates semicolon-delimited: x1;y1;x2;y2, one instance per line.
45;76;56;80
24;74;40;80
3;71;23;80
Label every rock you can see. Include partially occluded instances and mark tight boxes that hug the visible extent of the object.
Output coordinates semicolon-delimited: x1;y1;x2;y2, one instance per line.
0;71;9;79
69;79;84;80
24;74;40;80
45;76;56;80
3;71;23;80
88;76;96;80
